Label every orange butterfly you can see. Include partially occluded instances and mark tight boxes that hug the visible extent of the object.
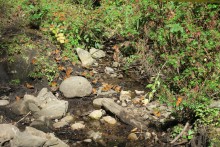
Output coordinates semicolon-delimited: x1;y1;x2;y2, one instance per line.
176;97;183;106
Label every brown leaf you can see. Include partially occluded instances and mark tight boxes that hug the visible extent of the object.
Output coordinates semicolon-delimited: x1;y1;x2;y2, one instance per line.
26;83;34;89
66;67;73;77
113;85;121;93
31;58;37;64
58;66;66;71
102;83;113;92
153;110;161;117
15;96;21;101
92;88;97;94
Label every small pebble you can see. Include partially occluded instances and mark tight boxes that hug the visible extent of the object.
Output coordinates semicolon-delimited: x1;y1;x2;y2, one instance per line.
53;121;68;128
128;133;138;141
61;115;75;123
71;122;85;130
89;110;103;120
102;116;117;125
135;90;145;95
144;132;151;140
83;139;92;143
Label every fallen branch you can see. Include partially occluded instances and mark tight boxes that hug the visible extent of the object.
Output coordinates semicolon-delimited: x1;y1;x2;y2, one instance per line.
170;121;190;144
15;111;32;125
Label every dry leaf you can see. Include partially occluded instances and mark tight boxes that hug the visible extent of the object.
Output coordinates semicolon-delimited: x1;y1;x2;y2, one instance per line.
58;66;66;71
51;81;57;87
113;85;121;93
92;88;97;94
153;110;161;117
31;58;37;64
66;67;73;77
15;96;20;101
26;83;34;89
176;97;183;107
63;56;69;61
92;79;98;84
102;83;113;92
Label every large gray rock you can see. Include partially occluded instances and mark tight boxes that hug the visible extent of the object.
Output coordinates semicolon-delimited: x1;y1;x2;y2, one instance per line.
59;76;92;98
10;88;68;119
89;48;106;59
0;124;69;147
76;48;96;67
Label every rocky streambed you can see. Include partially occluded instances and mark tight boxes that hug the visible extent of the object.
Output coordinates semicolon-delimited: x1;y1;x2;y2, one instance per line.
0;44;193;147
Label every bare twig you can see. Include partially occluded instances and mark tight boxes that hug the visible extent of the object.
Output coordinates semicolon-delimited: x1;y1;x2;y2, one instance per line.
15;111;32;125
170;121;190;144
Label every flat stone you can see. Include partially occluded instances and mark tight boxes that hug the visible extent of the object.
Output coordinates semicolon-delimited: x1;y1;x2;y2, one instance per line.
53;121;68;129
59;76;92;98
93;98;114;108
71;122;85;130
104;67;114;74
76;48;96;67
61;115;75;123
90;48;106;59
102;116;117;125
0;100;9;106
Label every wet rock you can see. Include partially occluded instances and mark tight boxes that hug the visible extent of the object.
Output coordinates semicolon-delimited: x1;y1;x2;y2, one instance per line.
60;76;92;98
128;133;138;141
102;116;117;125
76;48;96;67
104;67;115;74
89;110;103;120
93;98;114;108
0;100;9;106
119;90;131;101
71;122;85;130
90;48;106;59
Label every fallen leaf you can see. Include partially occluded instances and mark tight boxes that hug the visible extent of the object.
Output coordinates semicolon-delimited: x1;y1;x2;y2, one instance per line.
176;97;183;107
63;56;69;61
66;67;73;77
92;88;97;94
15;96;20;101
153;110;161;117
92;79;98;84
58;66;66;71
26;83;34;89
102;83;113;91
113;85;121;93
51;81;57;87
31;58;37;64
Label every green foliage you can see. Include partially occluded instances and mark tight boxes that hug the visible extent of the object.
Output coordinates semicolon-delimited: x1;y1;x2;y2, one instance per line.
172;125;195;141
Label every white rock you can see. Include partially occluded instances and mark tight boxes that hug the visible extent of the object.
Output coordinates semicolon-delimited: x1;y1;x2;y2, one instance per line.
0;100;9;106
102;116;117;125
83;138;92;143
61;115;75;123
71;123;85;130
112;62;120;67
119;90;131;101
53;121;68;128
135;90;145;95
59;76;92;98
89;110;103;120
90;48;106;59
88;130;102;141
144;132;151;140
76;48;96;67
104;67;115;74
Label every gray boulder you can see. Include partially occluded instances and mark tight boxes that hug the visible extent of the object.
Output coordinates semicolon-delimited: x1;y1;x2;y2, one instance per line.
0;124;69;147
59;76;92;98
89;48;106;59
76;48;96;67
10;88;68;119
